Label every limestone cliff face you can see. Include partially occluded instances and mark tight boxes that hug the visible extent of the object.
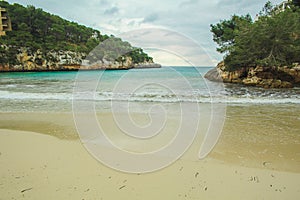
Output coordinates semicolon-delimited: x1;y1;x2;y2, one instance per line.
0;47;161;72
205;62;300;88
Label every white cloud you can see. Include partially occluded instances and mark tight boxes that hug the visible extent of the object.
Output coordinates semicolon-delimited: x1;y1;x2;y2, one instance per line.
148;50;190;66
118;28;215;66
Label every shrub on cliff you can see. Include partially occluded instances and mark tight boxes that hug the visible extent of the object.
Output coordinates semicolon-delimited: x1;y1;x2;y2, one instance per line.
211;1;300;71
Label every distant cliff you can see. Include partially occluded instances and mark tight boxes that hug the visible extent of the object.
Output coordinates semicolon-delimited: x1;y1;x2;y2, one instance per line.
0;46;160;72
0;1;160;72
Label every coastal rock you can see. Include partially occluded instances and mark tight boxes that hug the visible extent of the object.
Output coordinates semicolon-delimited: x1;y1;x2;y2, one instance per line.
6;48;86;71
242;76;262;86
0;47;161;72
280;65;300;84
205;61;298;88
205;62;248;83
204;67;223;82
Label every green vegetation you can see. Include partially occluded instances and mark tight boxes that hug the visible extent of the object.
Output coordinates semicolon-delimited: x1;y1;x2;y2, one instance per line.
88;36;153;65
211;1;300;71
0;1;152;66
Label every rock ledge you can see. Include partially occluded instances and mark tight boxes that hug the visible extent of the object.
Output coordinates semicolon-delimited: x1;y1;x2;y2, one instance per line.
205;62;300;88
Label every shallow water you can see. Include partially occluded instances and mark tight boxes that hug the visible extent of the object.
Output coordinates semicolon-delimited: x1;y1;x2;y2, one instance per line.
0;67;300;113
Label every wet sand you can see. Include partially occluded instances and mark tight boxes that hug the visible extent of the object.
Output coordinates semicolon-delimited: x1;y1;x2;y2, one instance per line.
0;104;300;199
212;104;300;173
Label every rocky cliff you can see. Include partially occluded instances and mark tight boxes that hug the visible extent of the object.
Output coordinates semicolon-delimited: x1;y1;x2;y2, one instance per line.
0;47;160;72
205;62;300;88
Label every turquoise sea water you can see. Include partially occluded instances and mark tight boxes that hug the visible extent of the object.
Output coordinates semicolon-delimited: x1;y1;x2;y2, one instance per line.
0;67;299;112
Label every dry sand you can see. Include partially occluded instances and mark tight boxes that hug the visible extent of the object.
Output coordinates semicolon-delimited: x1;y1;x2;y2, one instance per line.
0;108;299;199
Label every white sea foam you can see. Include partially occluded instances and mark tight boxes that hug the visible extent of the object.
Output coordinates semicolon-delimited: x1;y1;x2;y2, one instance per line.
0;90;73;100
1;90;300;104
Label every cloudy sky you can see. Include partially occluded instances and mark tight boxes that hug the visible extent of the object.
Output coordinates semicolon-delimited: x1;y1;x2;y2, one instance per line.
7;0;282;66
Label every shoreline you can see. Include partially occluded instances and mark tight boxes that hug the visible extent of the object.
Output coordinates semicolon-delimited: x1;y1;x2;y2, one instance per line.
0;105;299;172
0;104;299;199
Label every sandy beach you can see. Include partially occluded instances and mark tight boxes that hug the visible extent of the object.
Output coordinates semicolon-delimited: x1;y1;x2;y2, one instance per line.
0;105;299;200
1;0;300;199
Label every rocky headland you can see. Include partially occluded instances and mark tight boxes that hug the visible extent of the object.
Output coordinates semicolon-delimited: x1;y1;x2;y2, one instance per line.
205;61;300;88
0;2;160;72
0;47;161;72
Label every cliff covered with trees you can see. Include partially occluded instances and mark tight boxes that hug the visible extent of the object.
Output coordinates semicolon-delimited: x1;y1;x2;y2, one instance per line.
0;1;159;71
205;0;300;88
